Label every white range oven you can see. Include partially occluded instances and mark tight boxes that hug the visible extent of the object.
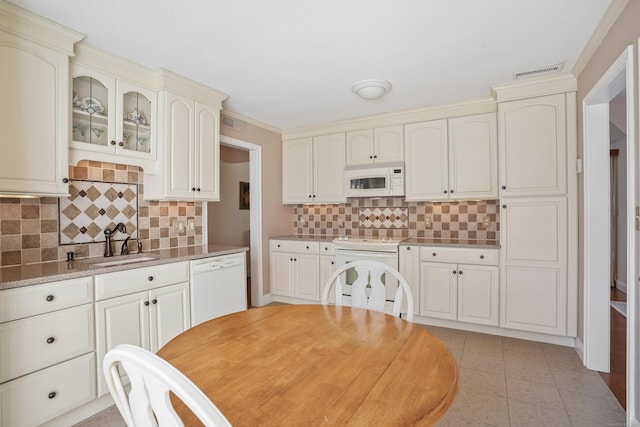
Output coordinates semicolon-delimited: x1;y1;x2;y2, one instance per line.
332;237;400;305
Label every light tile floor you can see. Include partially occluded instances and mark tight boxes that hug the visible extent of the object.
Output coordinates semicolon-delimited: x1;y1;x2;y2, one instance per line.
75;325;626;427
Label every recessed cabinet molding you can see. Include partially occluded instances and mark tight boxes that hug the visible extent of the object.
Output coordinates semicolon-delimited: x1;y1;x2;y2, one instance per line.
405;112;497;201
345;125;404;166
0;3;83;197
69;63;158;172
282;133;346;204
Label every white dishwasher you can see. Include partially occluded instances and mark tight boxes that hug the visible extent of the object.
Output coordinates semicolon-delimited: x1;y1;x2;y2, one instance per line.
190;252;247;326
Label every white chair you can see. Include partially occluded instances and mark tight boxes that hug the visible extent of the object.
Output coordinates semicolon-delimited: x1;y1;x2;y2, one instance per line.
321;260;414;322
103;344;231;427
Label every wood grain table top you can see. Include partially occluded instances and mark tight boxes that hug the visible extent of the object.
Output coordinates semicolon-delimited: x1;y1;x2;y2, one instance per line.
157;305;459;426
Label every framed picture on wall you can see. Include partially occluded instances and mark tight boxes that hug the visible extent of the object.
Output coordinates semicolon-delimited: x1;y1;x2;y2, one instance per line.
239;182;250;210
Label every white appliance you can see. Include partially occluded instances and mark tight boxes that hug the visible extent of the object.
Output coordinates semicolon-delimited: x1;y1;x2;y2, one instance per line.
332;237;400;304
190;252;247;326
344;163;404;197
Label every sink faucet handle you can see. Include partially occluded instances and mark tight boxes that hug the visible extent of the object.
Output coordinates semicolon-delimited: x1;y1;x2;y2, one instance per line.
121;236;130;255
136;238;143;253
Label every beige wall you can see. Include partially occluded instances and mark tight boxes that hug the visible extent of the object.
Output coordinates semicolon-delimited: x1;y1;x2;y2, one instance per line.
576;0;640;339
220;114;290;296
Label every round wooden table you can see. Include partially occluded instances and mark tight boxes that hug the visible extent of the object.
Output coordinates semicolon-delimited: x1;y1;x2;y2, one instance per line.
157;305;459;426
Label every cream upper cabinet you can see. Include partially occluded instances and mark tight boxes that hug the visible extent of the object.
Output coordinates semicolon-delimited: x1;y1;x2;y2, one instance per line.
498;93;567;196
405;113;497;201
144;90;221;201
282;133;345;204
0;4;83;197
70;63;157;171
345;125;404;166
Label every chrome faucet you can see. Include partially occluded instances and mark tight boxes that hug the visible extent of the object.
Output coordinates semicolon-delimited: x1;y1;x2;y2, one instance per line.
103;223;127;257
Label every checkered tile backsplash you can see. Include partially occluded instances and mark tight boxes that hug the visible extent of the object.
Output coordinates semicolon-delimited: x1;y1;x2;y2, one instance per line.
293;198;499;241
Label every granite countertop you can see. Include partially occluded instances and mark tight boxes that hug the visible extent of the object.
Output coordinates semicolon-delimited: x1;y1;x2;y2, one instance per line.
0;244;248;291
400;238;500;249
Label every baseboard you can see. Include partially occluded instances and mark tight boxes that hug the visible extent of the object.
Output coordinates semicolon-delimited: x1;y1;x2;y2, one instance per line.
574;336;585;364
615;279;627;294
43;394;114;427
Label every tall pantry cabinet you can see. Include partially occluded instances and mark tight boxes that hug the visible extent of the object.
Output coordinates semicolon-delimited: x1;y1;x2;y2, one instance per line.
494;78;577;337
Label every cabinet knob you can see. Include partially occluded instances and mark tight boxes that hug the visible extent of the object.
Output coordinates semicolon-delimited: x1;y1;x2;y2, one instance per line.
46;295;55;302
277;244;281;247
459;271;463;275
480;255;484;259
502;204;507;209
443;190;448;194
432;252;437;257
308;195;312;198
62;178;69;184
501;185;506;190
369;155;373;159
144;301;150;306
110;140;117;146
148;276;154;281
450;190;454;194
118;141;124;147
46;337;55;344
192;187;196;191
452;270;457;274
331;261;334;265
197;188;201;192
406;247;411;250
152;299;157;304
48;392;57;399
294;258;297;261
306;246;309;249
373;155;377;159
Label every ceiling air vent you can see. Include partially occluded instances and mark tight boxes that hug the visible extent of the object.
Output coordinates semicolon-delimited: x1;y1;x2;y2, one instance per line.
222;116;235;128
514;63;565;80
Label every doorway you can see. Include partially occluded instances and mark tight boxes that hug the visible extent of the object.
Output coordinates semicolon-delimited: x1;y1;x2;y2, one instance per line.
583;45;637;423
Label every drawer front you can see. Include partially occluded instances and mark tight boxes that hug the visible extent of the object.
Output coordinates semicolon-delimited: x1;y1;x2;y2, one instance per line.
0;353;96;427
0;276;93;323
0;304;94;384
270;240;320;254
420;246;499;265
95;261;189;300
320;242;335;256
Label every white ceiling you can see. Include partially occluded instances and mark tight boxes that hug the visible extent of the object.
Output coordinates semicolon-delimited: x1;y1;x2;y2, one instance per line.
8;0;612;130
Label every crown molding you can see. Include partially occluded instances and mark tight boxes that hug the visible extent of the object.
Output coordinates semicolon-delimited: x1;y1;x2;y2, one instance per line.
572;0;630;77
155;68;228;106
221;110;282;135
0;1;84;55
491;73;577;102
282;97;496;140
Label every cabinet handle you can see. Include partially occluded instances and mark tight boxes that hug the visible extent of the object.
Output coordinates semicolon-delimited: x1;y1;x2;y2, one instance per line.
502;204;507;209
48;392;57;399
118;141;124;147
152;299;157;304
46;337;55;344
148;276;154;281
46;295;55;302
480;255;484;259
110;140;117;146
459;271;463;275
62;178;69;184
144;301;150;306
452;270;457;274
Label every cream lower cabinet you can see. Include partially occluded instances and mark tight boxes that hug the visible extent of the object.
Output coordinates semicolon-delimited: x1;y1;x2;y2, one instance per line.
270;240;320;301
419;247;499;326
500;197;567;335
0;277;95;426
94;262;190;396
399;245;420;316
319;242;336;297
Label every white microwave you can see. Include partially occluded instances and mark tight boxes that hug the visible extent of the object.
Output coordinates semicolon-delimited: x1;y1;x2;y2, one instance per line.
344;163;405;197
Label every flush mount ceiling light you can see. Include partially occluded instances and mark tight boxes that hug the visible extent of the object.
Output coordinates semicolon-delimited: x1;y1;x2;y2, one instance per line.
352;79;392;100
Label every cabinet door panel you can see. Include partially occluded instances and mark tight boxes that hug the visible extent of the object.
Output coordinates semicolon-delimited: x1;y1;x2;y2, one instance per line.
374;125;404;162
294;253;320;301
458;265;498;326
271;252;294;296
166;92;195;198
501;266;565;335
313;133;346;203
149;283;190;353
404;120;448;201
498;94;566;196
420;262;457;320
95;292;149;396
449;113;497;199
346;129;374;165
399;246;420;316
195;103;220;200
282;138;313;204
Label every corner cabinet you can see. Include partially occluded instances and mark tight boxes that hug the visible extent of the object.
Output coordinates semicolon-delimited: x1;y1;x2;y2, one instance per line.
69;63;158;171
282;134;346;204
405;112;497;201
0;3;83;196
144;77;227;201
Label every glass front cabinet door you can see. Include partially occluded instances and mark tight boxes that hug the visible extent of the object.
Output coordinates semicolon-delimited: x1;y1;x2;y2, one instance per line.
70;64;156;168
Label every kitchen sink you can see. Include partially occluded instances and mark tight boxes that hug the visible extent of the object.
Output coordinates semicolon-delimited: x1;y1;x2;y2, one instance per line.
85;255;159;267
